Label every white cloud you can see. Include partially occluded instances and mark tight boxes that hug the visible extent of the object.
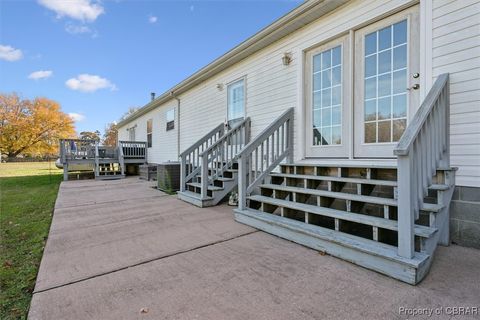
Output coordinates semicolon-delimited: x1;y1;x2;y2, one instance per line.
68;113;86;122
148;15;158;23
64;23;99;38
66;74;117;92
38;0;104;22
65;24;91;34
28;70;53;80
0;45;23;61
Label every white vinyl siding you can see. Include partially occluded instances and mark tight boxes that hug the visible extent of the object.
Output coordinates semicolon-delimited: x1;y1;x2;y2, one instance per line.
118;105;178;164
431;0;480;187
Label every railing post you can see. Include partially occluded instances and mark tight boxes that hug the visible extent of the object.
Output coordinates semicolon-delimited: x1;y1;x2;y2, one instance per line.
238;156;247;210
287;118;294;163
180;155;186;192
200;154;209;200
440;76;450;168
144;142;148;164
118;145;125;176
94;142;100;178
397;155;415;258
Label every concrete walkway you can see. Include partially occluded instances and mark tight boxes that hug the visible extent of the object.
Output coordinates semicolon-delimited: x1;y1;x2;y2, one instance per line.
29;178;480;320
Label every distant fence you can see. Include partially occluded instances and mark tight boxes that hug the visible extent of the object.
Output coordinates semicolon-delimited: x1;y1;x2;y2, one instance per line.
2;157;57;163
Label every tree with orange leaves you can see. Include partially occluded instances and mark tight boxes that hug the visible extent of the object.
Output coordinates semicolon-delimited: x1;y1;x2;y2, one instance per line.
0;93;76;158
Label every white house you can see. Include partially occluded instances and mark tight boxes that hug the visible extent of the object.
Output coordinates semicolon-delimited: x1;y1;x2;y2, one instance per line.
117;0;480;284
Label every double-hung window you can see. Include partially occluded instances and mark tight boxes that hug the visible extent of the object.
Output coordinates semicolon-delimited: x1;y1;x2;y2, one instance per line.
147;119;152;148
166;109;175;131
128;126;136;141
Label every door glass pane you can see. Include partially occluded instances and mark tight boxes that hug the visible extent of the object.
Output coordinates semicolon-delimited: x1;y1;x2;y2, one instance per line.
363;19;408;143
312;45;342;146
227;79;244;122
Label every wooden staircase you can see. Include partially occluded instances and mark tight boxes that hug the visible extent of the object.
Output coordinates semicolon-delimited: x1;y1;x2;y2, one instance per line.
232;75;452;284
234;163;456;284
95;161;124;180
178;161;239;207
178;118;251;207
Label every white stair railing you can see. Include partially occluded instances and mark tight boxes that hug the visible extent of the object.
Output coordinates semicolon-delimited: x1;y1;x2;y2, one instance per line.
199;118;251;199
394;73;450;258
237;108;294;210
179;123;225;192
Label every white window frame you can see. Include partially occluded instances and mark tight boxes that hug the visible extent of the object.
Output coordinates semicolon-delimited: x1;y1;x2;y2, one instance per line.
226;77;246;127
147;119;153;148
166;108;175;131
127;125;136;141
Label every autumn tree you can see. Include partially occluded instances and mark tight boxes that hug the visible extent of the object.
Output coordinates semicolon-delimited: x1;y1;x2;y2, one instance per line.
79;130;101;141
103;122;118;147
0;93;76;158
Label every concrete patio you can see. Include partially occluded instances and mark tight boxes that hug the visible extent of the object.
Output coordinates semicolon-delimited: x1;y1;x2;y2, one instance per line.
28;178;480;320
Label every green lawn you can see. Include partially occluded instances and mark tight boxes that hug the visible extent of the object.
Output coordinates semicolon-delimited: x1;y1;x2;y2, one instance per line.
0;162;62;320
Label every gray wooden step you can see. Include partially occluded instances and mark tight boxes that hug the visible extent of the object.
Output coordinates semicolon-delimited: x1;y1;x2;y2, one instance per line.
259;184;443;212
270;173;397;187
186;182;224;191
280;162;397;169
248;195;437;238
195;175;234;182
429;184;450;191
234;208;431;284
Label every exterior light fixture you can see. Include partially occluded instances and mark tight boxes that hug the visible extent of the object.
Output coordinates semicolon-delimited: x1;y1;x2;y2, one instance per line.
216;83;224;91
282;52;292;66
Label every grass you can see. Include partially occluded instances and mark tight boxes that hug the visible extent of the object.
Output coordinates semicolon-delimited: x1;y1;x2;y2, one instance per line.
0;162;63;320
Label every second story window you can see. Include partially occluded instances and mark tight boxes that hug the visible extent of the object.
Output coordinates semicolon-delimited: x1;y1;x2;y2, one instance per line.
128;126;136;141
166;109;175;131
147;119;153;148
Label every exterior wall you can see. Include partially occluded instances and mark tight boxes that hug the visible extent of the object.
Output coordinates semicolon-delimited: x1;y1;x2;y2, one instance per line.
450;186;480;249
430;0;480;188
178;0;422;160
118;103;178;164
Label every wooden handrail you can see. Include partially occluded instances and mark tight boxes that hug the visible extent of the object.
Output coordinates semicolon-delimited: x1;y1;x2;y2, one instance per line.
179;123;224;158
395;73;450;259
200;118;250;157
179;122;225;192
198;118;251;199
119;141;147;159
237;108;294;210
394;74;449;156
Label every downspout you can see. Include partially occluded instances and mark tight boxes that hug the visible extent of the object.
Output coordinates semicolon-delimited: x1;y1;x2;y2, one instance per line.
170;91;181;159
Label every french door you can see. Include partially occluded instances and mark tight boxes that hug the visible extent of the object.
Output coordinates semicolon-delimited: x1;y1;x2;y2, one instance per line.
353;6;420;158
305;35;350;157
305;6;420;158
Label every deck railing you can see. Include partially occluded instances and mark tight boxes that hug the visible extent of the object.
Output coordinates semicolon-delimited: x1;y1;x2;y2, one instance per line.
394;73;450;258
199;118;251;199
237;108;294;210
179;123;225;192
119;141;147;160
59;139;97;163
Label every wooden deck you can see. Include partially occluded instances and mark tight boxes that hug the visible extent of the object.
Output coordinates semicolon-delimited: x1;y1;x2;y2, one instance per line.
59;139;147;180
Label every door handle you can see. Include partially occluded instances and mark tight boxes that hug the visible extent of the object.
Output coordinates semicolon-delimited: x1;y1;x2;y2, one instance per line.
407;84;420;90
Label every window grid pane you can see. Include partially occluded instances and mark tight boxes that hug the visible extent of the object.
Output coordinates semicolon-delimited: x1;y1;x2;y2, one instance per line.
312;45;342;146
227;80;245;121
363;20;408;144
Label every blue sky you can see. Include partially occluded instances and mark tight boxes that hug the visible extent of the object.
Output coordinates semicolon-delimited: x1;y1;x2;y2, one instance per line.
0;0;301;134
